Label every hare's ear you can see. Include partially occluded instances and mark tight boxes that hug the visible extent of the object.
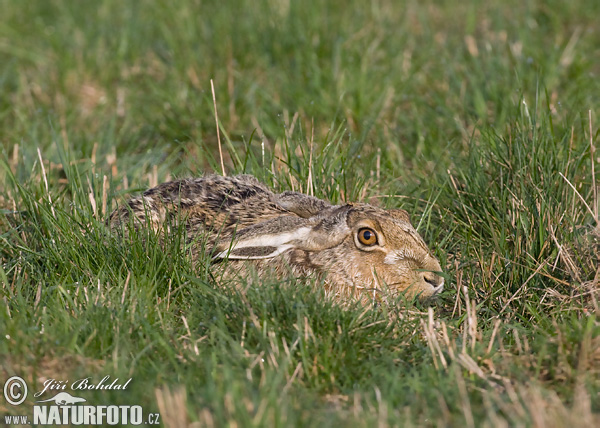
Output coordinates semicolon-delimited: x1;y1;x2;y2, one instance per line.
213;206;351;260
275;191;333;218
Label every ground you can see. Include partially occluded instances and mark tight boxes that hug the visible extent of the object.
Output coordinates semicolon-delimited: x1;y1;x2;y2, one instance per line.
0;0;599;426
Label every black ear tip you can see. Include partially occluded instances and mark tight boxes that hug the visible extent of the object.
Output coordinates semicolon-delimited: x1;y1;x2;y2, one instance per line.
231;246;278;258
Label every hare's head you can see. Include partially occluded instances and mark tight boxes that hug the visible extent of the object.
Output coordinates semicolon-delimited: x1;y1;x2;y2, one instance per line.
214;201;444;303
307;204;443;301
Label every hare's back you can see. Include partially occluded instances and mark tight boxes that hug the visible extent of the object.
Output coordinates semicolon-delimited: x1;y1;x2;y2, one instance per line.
143;175;271;209
145;175;291;230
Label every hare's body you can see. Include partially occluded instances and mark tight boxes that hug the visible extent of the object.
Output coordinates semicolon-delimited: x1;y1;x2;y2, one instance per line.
110;175;444;302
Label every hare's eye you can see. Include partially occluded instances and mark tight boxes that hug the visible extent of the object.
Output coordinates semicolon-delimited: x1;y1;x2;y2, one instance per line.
357;228;378;246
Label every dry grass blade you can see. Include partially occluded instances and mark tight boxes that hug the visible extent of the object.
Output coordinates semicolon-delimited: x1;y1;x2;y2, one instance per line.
37;148;55;218
211;79;226;176
589;110;597;220
155;386;189;428
559;172;596;223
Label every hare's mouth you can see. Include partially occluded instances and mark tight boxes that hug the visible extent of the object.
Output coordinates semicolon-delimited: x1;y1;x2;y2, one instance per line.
430;279;444;295
422;272;444;294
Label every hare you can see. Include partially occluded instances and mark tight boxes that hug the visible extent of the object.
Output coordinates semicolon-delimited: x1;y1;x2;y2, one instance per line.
110;174;444;303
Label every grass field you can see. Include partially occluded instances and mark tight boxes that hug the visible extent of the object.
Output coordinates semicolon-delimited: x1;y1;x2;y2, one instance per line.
1;0;599;426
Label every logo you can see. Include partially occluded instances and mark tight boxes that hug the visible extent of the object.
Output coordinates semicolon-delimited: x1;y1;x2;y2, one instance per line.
3;376;27;406
36;392;86;405
2;375;161;426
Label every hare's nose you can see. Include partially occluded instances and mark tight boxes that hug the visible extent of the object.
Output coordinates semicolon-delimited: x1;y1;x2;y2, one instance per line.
422;272;444;291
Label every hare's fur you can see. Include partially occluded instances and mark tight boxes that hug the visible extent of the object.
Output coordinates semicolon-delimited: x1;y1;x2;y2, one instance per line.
110;174;444;303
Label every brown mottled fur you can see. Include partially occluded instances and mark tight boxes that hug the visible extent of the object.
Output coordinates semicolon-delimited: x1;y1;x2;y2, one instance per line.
110;174;444;303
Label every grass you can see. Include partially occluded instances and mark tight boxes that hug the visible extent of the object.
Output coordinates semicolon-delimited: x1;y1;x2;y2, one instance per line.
1;0;599;426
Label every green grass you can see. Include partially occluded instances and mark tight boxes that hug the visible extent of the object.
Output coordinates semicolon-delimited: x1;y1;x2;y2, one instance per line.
1;0;599;426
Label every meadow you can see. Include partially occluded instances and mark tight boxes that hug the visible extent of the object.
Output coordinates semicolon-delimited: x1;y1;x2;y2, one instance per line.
0;0;599;426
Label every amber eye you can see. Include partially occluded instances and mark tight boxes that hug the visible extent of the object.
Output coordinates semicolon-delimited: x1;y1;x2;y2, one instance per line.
357;227;378;246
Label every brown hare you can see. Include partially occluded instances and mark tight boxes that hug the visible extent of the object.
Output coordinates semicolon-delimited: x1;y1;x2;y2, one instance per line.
110;174;444;303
